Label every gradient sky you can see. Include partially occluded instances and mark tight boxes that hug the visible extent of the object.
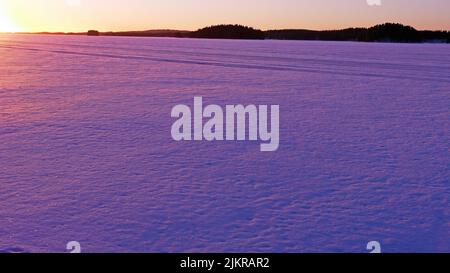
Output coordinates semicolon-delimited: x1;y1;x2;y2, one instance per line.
1;0;449;32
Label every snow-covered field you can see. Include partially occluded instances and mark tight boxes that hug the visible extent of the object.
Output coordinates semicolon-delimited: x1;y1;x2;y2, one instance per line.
0;34;448;253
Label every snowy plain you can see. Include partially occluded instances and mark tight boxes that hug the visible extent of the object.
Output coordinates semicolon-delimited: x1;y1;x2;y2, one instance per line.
0;34;449;253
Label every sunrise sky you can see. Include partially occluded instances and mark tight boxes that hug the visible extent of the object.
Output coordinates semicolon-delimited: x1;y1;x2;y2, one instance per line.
1;0;449;33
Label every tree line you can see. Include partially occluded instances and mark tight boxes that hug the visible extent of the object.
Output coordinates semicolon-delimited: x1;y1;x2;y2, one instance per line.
84;23;449;43
266;23;449;43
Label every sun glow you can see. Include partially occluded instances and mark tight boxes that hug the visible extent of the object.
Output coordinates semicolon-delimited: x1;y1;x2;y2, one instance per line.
0;6;20;32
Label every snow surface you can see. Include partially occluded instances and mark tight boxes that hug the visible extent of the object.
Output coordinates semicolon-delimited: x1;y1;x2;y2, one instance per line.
0;34;448;253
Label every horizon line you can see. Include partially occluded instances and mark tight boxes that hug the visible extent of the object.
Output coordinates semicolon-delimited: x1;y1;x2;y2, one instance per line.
2;22;450;34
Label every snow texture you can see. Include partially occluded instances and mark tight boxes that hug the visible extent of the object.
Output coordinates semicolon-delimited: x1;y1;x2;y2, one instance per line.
0;34;449;252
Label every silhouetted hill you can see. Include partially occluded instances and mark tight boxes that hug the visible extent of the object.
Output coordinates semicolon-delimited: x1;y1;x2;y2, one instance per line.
190;25;265;40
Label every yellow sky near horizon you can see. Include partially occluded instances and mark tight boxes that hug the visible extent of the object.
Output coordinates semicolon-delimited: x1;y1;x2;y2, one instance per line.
0;2;20;32
1;0;449;33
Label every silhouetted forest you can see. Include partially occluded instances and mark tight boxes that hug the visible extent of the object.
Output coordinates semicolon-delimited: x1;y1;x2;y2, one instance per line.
33;23;449;43
190;25;265;40
100;29;190;38
266;23;449;43
87;30;100;36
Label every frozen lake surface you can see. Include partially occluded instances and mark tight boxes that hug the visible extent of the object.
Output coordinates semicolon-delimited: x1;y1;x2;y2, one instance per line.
0;34;449;253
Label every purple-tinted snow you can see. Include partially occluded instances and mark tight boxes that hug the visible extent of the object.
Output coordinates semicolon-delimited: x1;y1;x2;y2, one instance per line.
0;34;448;253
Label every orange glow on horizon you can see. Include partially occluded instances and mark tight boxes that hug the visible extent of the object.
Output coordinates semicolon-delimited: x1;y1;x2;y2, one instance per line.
1;0;449;33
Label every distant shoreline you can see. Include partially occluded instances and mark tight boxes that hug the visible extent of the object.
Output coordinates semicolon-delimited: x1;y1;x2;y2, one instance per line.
5;23;450;44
